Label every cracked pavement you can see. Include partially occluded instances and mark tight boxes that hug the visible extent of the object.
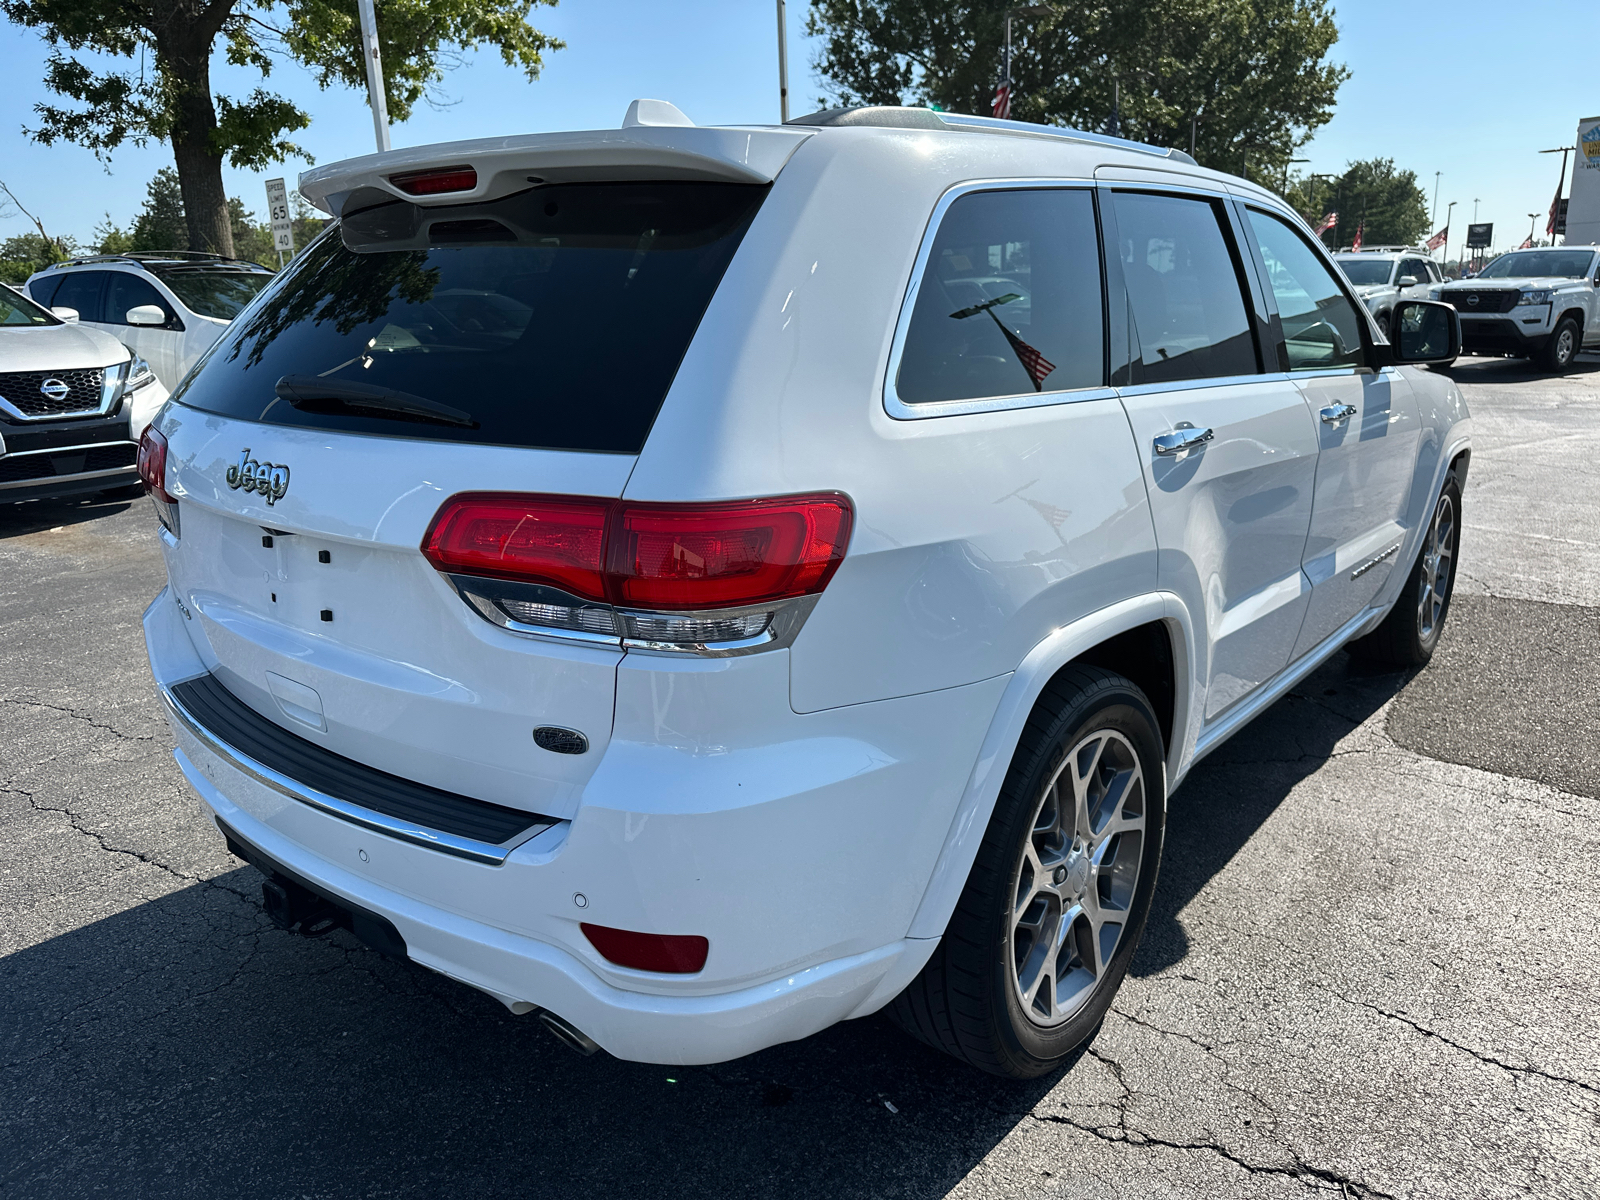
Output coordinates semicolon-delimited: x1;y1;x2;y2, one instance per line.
2;356;1598;1199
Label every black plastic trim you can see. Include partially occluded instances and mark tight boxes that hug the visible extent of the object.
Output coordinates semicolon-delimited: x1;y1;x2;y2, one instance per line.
171;673;552;846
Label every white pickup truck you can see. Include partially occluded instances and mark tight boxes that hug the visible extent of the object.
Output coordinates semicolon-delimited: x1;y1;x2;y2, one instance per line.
1437;245;1600;371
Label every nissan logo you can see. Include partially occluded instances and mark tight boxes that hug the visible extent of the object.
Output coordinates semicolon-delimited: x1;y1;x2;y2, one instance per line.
39;378;70;401
1466;294;1479;307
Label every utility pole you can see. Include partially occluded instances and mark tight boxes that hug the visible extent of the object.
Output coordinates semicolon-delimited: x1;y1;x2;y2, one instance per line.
357;0;390;153
775;1;789;123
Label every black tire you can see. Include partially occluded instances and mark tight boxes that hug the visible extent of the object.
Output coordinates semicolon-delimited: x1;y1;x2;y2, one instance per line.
888;667;1166;1079
1537;317;1581;373
1347;476;1461;666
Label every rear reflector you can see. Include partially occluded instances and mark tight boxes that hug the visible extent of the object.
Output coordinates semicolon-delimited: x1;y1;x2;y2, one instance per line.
581;923;709;974
389;165;478;196
421;492;852;612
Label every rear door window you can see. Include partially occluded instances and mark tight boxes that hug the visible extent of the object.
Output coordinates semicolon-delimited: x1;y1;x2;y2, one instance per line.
894;188;1105;404
1110;192;1259;384
172;180;768;454
48;272;107;323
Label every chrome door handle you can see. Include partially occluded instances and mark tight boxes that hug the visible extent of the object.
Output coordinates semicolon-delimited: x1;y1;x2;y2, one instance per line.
1153;426;1214;459
1320;403;1357;425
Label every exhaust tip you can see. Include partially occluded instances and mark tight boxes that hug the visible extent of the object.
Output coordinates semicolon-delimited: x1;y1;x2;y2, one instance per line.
538;1010;601;1056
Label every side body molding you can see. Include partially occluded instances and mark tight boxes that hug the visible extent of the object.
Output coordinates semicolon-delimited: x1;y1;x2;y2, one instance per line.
905;591;1195;941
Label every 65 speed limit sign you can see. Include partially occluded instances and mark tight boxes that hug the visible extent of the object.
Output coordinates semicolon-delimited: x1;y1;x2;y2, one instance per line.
265;178;295;254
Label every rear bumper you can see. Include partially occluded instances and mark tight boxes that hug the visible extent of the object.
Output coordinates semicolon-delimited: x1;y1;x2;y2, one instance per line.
145;586;1002;1063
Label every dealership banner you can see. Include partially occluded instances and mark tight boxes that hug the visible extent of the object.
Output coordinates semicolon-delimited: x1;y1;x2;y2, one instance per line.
1566;117;1600;246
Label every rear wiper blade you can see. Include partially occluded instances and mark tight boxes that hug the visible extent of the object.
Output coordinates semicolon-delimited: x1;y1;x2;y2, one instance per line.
274;375;478;428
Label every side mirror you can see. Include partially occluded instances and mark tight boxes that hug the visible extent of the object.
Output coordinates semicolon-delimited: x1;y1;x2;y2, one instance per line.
1396;275;1419;288
1388;300;1460;365
126;304;167;326
51;306;80;323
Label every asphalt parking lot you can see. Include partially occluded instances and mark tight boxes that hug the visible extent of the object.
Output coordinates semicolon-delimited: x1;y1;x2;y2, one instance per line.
3;356;1597;1200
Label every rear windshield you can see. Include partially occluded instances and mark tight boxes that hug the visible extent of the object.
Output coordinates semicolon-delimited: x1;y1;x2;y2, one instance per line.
158;269;273;319
1335;258;1392;286
1476;250;1596;279
171;180;768;454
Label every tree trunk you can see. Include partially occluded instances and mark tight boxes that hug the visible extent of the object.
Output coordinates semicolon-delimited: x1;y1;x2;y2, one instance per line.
160;30;234;257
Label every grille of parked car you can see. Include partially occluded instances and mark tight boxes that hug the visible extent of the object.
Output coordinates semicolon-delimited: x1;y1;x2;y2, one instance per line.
0;442;136;483
1444;290;1520;314
0;368;107;417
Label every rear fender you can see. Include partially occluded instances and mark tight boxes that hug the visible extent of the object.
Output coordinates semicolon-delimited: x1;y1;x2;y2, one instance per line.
904;591;1196;940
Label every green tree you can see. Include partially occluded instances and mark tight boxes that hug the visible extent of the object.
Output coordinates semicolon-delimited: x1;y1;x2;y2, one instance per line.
0;232;78;284
229;198;277;265
806;0;1348;187
1296;158;1429;248
129;168;191;251
1;0;563;257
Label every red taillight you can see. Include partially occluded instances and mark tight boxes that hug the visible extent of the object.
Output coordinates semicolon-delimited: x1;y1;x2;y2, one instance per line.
422;494;610;601
137;425;173;502
609;497;851;610
389;165;478;196
421;492;852;611
581;923;709;974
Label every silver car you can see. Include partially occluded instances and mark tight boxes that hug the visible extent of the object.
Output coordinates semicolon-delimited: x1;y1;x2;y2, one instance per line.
1333;248;1445;338
0;286;169;505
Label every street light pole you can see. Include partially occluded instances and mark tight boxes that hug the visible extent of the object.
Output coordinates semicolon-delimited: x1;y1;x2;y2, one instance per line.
1528;213;1540;246
1432;171;1441;228
356;0;390;153
1444;200;1456;273
776;0;789;123
1538;146;1573;243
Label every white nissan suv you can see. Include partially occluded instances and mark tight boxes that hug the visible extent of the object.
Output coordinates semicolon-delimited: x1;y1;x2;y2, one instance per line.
139;102;1470;1078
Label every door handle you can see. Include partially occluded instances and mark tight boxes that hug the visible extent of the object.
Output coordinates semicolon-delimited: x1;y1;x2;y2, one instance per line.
1153;426;1214;460
1320;403;1357;425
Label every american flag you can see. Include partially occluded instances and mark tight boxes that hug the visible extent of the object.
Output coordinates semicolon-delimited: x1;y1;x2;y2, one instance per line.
1351;222;1364;251
1313;211;1338;236
1518;236;1534;249
1547;182;1563;236
997;324;1055;390
950;292;1056;391
991;82;1011;120
1426;227;1448;251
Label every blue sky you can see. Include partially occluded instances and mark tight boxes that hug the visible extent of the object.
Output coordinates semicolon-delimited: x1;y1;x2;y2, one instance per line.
1;0;1592;255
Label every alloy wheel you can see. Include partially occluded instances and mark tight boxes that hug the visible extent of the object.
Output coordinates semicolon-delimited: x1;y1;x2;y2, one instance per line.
1556;327;1576;366
1009;729;1146;1027
1417;491;1456;642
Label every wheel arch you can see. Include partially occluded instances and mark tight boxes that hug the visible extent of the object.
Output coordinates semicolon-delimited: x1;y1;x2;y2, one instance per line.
903;592;1196;941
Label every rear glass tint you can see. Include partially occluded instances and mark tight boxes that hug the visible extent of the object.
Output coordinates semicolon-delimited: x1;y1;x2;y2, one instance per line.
171;181;768;454
896;188;1105;404
159;269;272;320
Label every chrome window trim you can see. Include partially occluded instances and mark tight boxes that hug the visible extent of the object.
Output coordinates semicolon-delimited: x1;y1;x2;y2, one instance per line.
1115;371;1277;399
882;177;1112;421
158;677;556;866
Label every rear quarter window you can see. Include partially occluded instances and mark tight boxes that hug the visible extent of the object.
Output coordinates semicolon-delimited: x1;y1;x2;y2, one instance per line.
170;180;769;454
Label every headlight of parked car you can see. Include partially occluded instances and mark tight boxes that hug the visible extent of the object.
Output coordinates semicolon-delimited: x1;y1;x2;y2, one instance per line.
1516;289;1552;306
120;354;157;395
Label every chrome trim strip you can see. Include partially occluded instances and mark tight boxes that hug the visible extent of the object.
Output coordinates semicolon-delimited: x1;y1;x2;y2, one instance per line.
881;178;1111;421
1191;602;1383;766
0;439;137;459
0;464;137;491
158;679;553;866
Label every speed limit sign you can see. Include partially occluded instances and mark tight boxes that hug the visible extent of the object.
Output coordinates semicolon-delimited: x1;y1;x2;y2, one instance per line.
265;178;295;254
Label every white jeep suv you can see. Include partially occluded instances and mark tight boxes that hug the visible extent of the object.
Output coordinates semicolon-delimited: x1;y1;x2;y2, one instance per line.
1333;247;1444;338
26;252;275;393
139;103;1470;1078
1437;245;1600;371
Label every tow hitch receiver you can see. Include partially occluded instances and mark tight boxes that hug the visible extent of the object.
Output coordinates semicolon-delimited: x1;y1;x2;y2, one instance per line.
219;819;408;959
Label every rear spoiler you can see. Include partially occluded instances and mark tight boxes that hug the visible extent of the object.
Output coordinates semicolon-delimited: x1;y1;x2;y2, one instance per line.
299;124;813;218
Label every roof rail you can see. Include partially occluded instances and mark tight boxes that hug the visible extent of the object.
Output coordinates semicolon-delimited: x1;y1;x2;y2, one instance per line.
787;106;1199;165
51;250;272;271
1335;245;1433;256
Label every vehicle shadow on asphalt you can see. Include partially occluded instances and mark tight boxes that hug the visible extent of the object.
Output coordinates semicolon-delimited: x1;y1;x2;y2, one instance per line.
0;493;138;539
0;659;1408;1200
1132;650;1411;978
